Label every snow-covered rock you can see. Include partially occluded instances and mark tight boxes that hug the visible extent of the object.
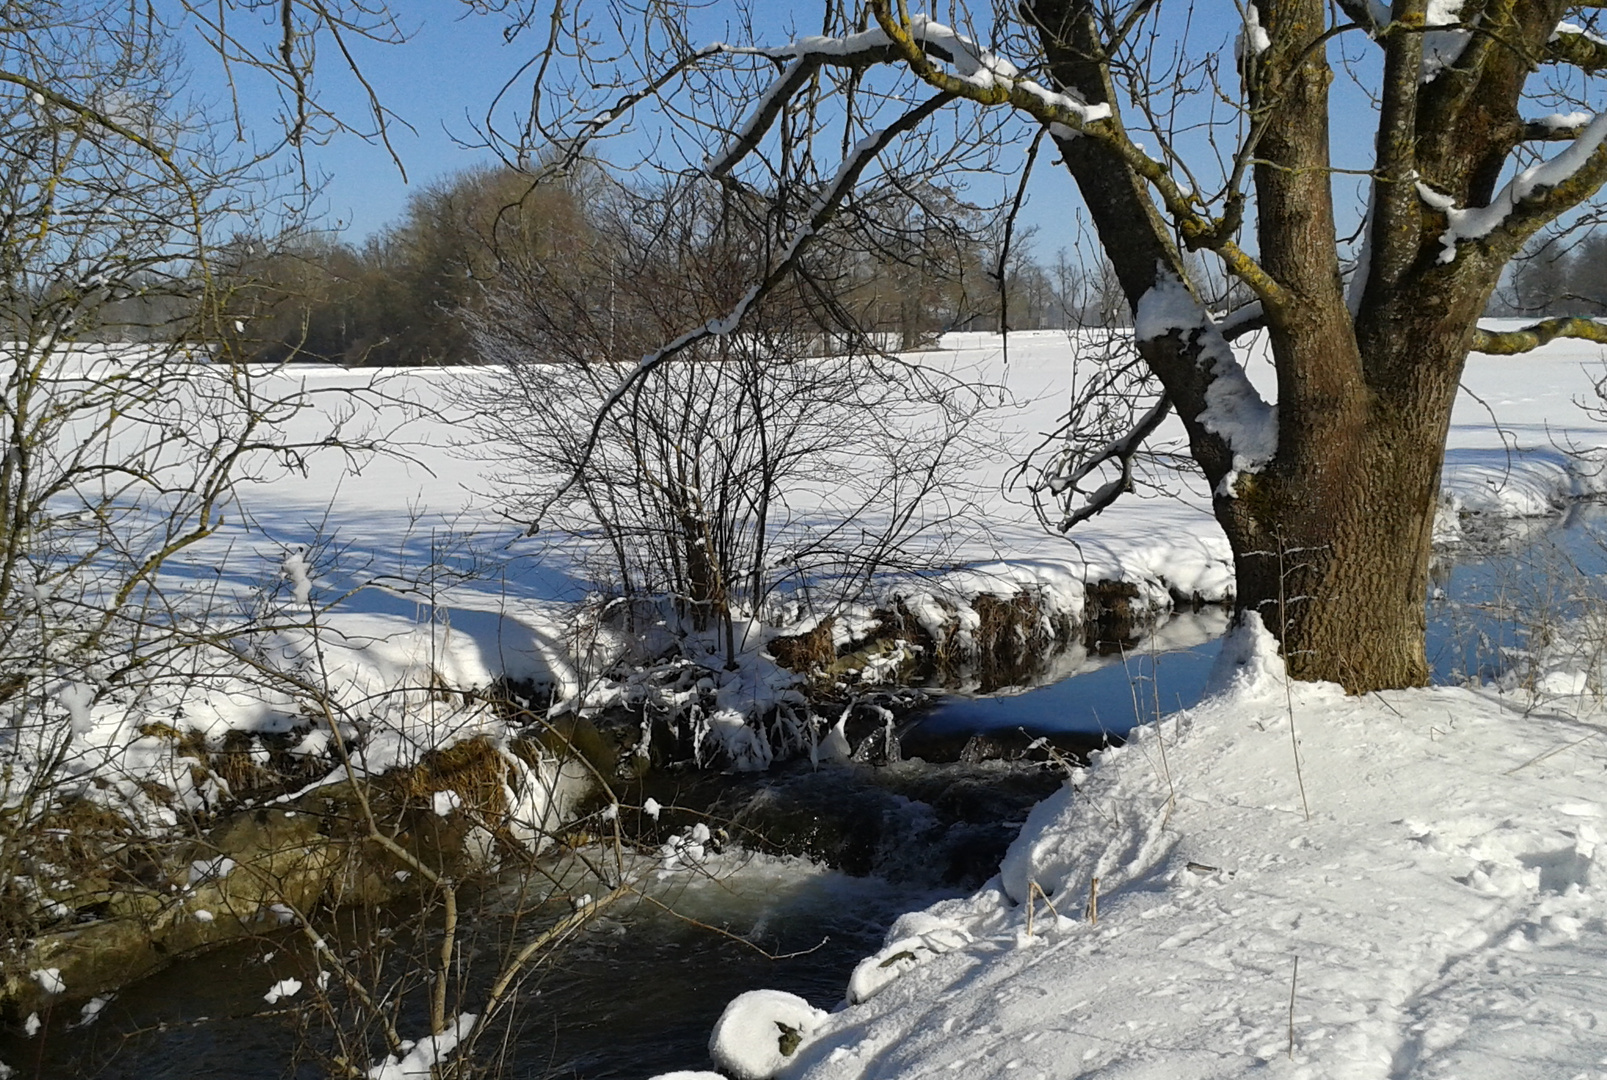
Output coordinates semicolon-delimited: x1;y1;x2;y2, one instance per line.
707;989;827;1079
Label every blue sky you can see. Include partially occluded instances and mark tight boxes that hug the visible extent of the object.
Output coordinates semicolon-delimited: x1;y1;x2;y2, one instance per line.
195;3;1383;259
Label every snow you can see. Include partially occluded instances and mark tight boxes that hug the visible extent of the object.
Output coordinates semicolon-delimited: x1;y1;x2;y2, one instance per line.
1534;110;1594;131
188;856;236;885
29;969;63;995
281;546;314;606
697;708;774;772
263;978;301;1004
1420;0;1473;80
1237;4;1270;59
9;327;1607;837
696;620;1607;1080
14;324;1607;1078
756;17;1109;126
708;989;828;1080
1136;271;1277;493
365;1013;477;1080
72;996;109;1027
1430;112;1607;263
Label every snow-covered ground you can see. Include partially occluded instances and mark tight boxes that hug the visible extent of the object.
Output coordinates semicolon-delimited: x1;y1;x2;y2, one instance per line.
679;617;1607;1080
626;329;1607;1080
44;326;1607;817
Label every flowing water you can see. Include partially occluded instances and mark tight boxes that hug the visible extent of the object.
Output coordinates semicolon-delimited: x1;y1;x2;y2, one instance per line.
9;512;1607;1079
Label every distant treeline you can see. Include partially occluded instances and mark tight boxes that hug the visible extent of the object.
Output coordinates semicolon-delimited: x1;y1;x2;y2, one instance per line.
1496;232;1607;318
183;166;1112;366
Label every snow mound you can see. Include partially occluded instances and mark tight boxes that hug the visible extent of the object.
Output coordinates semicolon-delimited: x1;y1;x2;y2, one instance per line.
779;671;1607;1079
846;918;974;1004
708;989;827;1079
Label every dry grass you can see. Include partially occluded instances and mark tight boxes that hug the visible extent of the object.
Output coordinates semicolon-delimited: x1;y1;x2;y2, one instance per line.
768;617;838;673
395;738;511;821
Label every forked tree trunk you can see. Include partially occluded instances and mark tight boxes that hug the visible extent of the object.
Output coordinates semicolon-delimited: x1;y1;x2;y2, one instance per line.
1218;318;1475;691
1016;0;1556;694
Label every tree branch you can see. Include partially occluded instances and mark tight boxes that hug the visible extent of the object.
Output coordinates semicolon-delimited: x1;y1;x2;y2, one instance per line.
1472;316;1607;353
1546;24;1607;72
1524;118;1592;141
526;91;954;533
870;2;1288;313
1044;394;1173;530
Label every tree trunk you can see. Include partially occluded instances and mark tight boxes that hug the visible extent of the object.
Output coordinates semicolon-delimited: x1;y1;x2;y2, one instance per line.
1221;324;1471;692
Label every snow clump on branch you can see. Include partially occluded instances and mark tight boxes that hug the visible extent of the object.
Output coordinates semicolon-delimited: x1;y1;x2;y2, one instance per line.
1136;271;1277;495
1420;111;1607;264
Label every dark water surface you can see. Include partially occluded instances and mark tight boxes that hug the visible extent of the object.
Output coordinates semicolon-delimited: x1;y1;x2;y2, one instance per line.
911;505;1607;742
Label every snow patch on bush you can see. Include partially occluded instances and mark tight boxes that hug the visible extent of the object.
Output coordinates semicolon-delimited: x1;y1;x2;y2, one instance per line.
366;1014;476;1080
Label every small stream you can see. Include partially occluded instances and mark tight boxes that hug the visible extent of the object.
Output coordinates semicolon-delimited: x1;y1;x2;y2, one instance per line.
10;855;945;1080
8;511;1606;1079
909;505;1607;743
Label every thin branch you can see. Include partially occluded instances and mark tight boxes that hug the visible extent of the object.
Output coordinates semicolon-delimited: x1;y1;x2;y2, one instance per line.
526;91;954;533
1043;393;1174;530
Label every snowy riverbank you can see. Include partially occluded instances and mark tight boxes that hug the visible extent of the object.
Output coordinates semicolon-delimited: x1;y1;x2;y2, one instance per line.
667;617;1607;1080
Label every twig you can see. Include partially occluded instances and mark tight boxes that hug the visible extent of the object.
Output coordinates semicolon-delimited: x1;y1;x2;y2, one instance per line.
1504;729;1599;774
1277;539;1312;821
1025;880;1063;937
1287;955;1299;1060
1086;877;1099;925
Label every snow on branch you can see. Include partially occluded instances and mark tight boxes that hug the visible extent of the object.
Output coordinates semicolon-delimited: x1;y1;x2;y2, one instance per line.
707;56;827;177
1217;301;1266;342
1418;111;1607;263
1332;0;1474;79
1137;271;1277;496
708;16;1109;179
1525;111;1595;141
1472;316;1607;354
1549;21;1607;72
1042;394;1174;531
525;92;954;534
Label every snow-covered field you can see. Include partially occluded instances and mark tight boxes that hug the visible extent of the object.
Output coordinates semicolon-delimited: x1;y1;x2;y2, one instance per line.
53;326;1607;813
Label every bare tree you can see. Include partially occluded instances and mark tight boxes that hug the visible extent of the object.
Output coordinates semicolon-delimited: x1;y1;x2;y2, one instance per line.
466;0;1607;692
0;0;430;979
461;176;992;669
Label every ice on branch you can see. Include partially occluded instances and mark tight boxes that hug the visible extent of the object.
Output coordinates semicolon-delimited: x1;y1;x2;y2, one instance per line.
1423;112;1607;263
1137;272;1276;495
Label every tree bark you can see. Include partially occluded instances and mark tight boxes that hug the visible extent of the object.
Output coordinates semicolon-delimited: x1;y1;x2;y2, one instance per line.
1222;330;1470;691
